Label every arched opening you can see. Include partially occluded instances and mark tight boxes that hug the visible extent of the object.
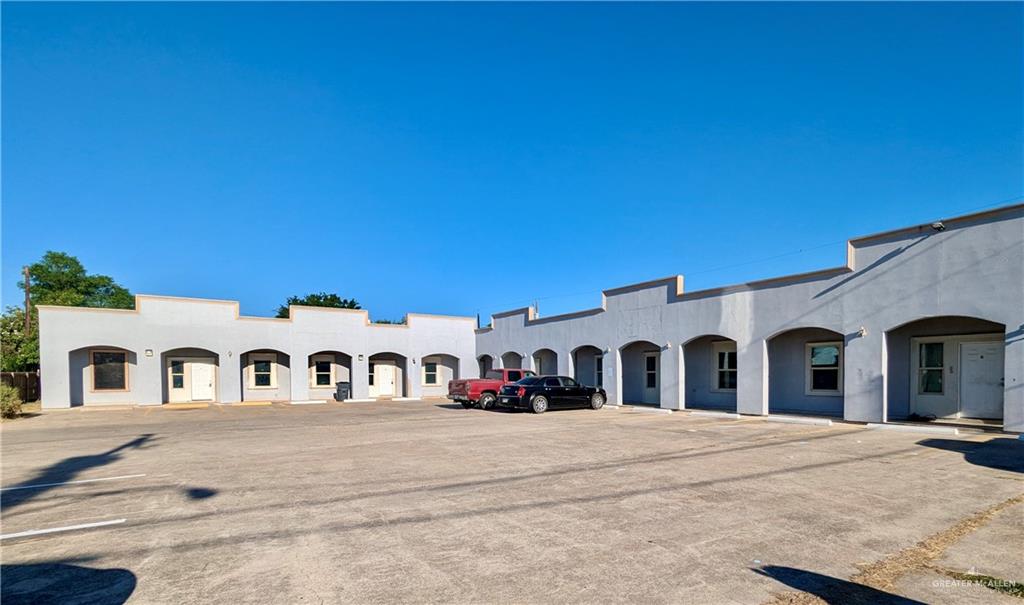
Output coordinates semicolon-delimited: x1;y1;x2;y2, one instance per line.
308;351;353;400
885;316;1006;424
477;354;494;378
501;351;524;369
767;327;844;417
619;340;660;406
240;349;291;401
162;347;219;403
572;345;604;387
683;335;737;411
532;348;558;375
421;353;459;397
68;346;136;406
369;352;408;398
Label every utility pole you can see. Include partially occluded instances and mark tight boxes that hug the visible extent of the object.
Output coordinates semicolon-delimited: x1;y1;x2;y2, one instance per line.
23;266;31;333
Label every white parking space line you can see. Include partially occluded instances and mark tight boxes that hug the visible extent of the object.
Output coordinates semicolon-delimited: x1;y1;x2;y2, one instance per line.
0;474;147;492
1;518;127;540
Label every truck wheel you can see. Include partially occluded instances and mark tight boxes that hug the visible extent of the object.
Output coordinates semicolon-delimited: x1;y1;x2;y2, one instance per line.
478;393;495;410
531;395;549;414
590;393;605;410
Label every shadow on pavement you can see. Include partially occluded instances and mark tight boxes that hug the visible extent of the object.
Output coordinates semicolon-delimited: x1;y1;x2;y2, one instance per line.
1;561;136;605
917;437;1024;473
1;434;156;510
754;565;926;604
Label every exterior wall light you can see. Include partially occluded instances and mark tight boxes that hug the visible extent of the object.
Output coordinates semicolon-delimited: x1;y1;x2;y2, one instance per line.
145;349;153;357
858;326;868;337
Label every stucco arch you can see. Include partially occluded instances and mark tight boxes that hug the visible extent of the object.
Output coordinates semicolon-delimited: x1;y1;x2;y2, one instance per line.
571;345;604;387
501;351;524;369
477;354;494;377
766;327;844;417
682;335;737;411
883;315;1006;423
67;345;136;407
618;340;661;406
531;348;558;375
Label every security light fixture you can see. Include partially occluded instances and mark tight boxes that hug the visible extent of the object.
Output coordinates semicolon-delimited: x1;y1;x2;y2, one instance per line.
145;349;153;357
931;221;946;232
858;326;868;337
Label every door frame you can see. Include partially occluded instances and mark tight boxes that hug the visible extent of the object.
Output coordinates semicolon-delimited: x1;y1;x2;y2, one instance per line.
167;357;218;403
958;339;1005;419
642;352;659;405
909;332;1002;419
369;360;398;398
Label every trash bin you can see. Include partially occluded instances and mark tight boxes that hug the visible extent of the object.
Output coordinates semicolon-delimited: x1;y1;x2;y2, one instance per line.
335;381;351;401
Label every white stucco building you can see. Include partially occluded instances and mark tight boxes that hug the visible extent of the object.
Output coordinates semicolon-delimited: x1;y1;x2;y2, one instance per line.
39;299;477;406
38;204;1023;432
475;204;1024;432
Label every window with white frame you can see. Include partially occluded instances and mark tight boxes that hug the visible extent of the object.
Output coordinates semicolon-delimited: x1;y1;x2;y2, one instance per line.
595;354;603;387
712;341;737;391
249;353;277;389
368;362;375;386
645;354;658;389
422;359;439;385
170;360;185;390
805;342;842;395
311;355;334;387
917;342;944;395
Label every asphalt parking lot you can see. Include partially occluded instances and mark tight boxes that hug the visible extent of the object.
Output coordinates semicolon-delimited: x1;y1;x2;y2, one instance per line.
1;401;1022;604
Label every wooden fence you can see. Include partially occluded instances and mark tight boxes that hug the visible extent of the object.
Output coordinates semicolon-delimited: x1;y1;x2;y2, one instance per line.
1;371;40;403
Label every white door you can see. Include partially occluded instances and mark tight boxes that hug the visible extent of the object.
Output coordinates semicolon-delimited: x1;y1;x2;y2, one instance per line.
642;353;659;405
190;361;216;401
372;362;396;397
959;342;1004;419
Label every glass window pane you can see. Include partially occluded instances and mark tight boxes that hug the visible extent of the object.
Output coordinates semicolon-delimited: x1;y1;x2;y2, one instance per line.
920;343;943;368
811;368;839;391
254;360;271;373
919;369;943;394
508;371;521;382
255;373;271;387
646;356;657;371
810;345;839;367
315;361;331;374
93;352;126;390
725;371;737;390
171;361;184;375
545;377;560;387
172;375;184;389
646;373;657;389
726;351;737;370
316;374;331;386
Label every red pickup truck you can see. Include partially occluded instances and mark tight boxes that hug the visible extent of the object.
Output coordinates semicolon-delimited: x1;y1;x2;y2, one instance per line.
449;368;536;410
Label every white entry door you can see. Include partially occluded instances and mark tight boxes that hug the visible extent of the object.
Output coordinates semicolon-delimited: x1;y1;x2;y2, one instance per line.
190;361;216;401
959;342;1004;419
642;352;659;405
371;362;396;397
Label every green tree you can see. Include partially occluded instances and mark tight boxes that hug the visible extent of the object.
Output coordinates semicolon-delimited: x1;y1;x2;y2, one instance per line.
1;251;134;370
276;292;360;318
0;307;39;371
20;251;134;309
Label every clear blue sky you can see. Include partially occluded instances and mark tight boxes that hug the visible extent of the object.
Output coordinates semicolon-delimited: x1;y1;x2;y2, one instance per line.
3;2;1021;321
